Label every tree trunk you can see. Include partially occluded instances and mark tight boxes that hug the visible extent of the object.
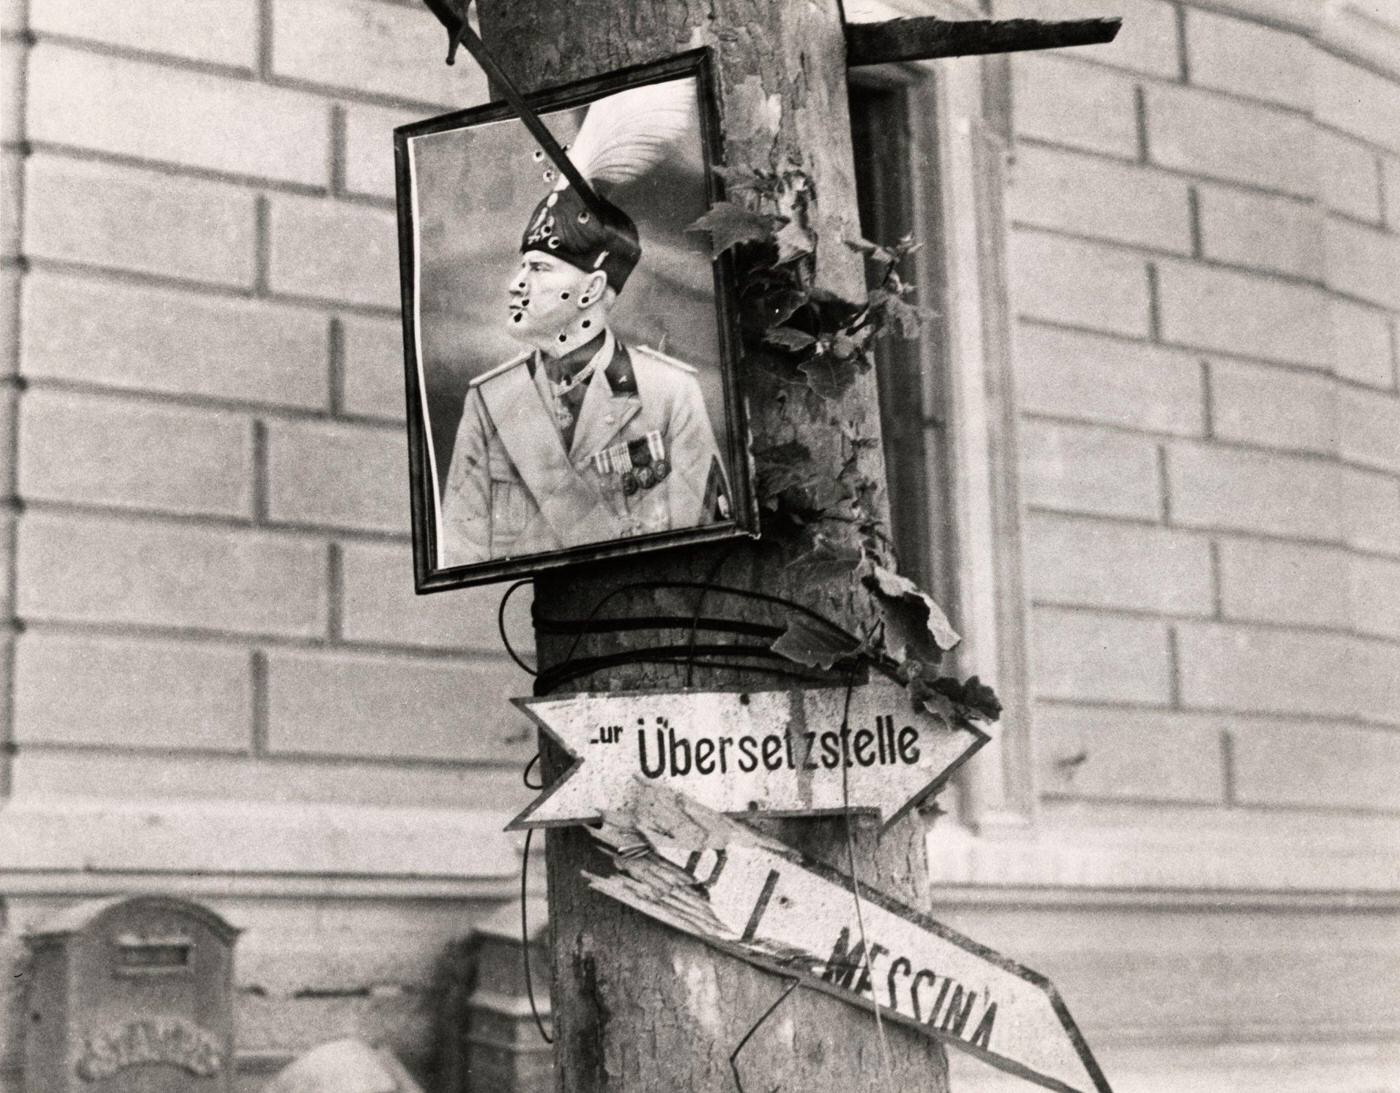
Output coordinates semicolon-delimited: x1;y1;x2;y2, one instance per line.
476;2;951;1089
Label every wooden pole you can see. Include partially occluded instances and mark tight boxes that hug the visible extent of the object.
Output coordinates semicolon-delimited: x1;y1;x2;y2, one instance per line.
475;1;951;1088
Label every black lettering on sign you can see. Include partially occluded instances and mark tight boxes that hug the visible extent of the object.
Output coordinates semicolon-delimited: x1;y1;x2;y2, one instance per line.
695;737;716;774
737;735;759;772
638;729;665;778
940;985;978;1037
820;927;864;991
910;968;937;1022
631;718;926;780
898;725;920;763
682;849;729;890
819;930;999;1050
741;869;781;942
970;1002;997;1049
853;943;888;996
887;955;912;1012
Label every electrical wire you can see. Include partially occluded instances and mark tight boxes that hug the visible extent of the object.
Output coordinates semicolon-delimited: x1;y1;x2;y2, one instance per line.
686;542;744;687
839;669;897;1092
728;976;801;1093
497;578;538;676
519;827;554;1045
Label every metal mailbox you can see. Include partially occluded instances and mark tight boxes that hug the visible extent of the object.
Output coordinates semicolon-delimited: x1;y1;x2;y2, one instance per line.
23;895;239;1092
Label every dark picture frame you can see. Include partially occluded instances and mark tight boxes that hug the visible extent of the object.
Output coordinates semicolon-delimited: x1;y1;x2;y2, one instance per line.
395;49;755;592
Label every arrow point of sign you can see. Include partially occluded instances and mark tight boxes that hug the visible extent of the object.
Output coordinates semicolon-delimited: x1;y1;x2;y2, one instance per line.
874;718;991;833
505;696;597;832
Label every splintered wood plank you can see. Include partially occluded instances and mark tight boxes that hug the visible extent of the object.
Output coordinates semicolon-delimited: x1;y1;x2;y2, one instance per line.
587;781;1115;1093
846;16;1121;66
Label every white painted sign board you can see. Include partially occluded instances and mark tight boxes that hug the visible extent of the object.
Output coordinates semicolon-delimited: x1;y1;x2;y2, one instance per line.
508;679;988;830
587;781;1113;1093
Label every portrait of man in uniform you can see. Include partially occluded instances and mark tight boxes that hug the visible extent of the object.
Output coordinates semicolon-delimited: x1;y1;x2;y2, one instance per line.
398;59;749;588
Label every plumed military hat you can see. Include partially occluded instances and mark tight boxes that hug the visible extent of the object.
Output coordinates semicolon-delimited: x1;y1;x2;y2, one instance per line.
519;77;697;295
520;185;641;292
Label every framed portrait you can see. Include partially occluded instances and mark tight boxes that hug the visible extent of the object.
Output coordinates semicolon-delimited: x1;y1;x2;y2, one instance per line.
395;49;756;592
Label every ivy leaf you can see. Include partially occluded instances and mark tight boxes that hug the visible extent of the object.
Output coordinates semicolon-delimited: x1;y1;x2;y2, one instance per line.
828;332;859;361
809;287;864;329
909;681;959;724
929;674;1003;723
799;355;859;400
759;288;809;327
800;473;855;520
713;165;770;193
754;440;816;507
866;563;960;665
754;441;852;522
774;218;816;264
905;668;998;726
686;202;786;257
764;326;817;352
846;236;897;265
883;295;932;339
785;535;864;584
771;615;862;670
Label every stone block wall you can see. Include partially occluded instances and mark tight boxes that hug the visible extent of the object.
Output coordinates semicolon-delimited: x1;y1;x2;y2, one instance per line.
1004;0;1400;820
0;0;535;1083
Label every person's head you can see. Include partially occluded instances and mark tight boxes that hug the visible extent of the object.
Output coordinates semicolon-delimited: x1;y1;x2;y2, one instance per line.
507;185;640;356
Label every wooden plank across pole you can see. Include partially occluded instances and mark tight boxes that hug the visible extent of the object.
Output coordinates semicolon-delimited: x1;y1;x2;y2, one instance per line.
845;16;1121;66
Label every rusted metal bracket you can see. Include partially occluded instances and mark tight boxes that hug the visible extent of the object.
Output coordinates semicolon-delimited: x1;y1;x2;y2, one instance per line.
845;15;1121;66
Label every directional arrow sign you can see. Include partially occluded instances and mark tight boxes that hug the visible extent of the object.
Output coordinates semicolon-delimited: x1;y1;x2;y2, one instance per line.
587;781;1113;1093
508;679;988;830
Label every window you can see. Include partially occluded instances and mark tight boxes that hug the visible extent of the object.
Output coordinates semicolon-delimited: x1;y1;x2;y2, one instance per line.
849;60;1036;831
850;73;957;610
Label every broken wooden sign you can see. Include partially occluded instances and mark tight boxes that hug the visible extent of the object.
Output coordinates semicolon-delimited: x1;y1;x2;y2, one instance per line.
587;782;1113;1093
508;679;988;830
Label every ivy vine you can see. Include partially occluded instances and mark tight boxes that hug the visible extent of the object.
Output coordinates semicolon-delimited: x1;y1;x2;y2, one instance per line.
687;167;1002;735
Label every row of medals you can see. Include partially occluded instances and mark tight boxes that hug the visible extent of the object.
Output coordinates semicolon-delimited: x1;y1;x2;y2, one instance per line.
590;431;671;495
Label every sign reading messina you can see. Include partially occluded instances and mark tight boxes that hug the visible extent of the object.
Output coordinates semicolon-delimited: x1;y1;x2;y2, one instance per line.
588;782;1114;1093
509;679;988;830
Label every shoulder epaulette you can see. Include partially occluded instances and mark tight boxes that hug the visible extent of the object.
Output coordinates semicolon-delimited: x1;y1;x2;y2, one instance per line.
469;351;532;387
632;344;698;375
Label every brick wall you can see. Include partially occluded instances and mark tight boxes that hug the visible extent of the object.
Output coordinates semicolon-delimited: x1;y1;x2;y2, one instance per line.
3;0;1399;1085
0;0;539;813
0;2;534;1081
1005;2;1400;821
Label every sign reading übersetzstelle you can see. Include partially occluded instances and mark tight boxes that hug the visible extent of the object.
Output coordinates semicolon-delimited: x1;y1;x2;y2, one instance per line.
509;679;988;830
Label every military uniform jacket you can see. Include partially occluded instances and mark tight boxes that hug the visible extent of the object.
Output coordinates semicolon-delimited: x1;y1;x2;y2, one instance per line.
439;336;729;566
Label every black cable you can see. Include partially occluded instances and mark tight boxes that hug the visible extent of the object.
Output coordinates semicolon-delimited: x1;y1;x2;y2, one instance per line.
534;643;857;696
687;542;743;687
534;579;860;649
519;827;554;1044
531;578;872;693
498;579;537;676
533;613;781;640
522;752;544;791
729;976;801;1093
